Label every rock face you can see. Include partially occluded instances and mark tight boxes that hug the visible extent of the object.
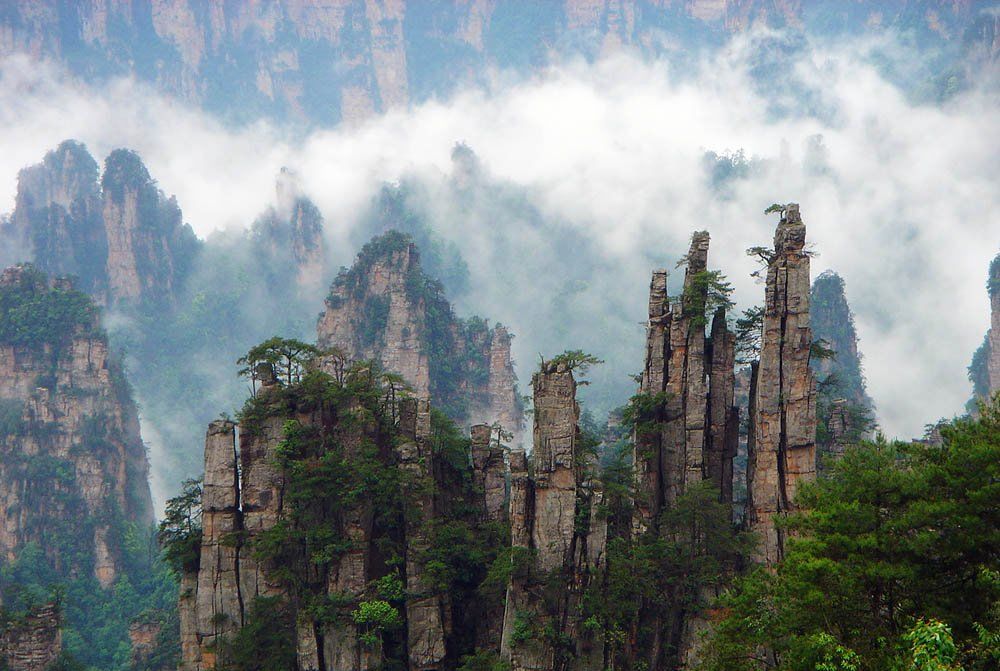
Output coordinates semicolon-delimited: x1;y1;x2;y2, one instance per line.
631;232;739;668
0;2;982;125
4;141;106;295
0;603;61;671
180;356;516;670
633;233;739;529
989;255;1000;396
251;168;327;293
0;265;154;588
2;141;199;308
317;231;521;432
810;270;874;463
745;204;817;566
500;362;606;671
397;398;448;671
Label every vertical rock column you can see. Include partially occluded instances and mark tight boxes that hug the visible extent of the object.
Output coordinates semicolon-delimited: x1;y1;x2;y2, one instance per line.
193;420;241;670
706;308;737;505
472;423;509;651
398;398;449;671
989;257;1000;396
323;402;376;671
471;423;508;524
746;204;817;565
501;363;605;671
633;270;670;533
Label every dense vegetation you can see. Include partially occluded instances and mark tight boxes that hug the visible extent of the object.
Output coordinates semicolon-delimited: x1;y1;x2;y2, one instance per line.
160;345;511;670
698;396;1000;671
0;265;98;348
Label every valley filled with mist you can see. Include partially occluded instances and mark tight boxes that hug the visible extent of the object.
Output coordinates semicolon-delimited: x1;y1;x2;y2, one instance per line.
0;3;997;671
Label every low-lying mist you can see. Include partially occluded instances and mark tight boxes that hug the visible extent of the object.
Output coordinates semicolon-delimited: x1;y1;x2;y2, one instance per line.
1;28;997;507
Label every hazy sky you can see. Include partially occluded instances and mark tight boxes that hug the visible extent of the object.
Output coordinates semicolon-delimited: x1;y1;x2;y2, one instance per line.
1;29;997;445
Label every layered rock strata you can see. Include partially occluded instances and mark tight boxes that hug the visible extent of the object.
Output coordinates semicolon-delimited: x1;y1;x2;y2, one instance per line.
500;362;606;671
0;603;61;671
0;265;153;588
745;204;817;565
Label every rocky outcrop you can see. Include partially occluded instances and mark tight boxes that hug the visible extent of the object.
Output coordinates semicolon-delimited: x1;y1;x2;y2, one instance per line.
3;141;106;295
810;270;874;463
189;420;241;669
251;168;326;292
0;265;153;588
745;204;817;566
100;148;198;306
317;231;521;432
633;233;739;531
631;233;739;669
989;255;1000;396
471;423;507;524
810;271;874;407
500;362;606;671
0;2;982;125
397;398;448;671
2;142;199;308
0;603;61;671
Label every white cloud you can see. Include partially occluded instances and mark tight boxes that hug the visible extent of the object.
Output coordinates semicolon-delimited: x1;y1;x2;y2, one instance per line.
0;30;996;452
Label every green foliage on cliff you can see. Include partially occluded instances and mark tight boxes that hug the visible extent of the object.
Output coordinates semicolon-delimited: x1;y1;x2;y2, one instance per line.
0;265;98;348
328;230;516;422
214;597;296;671
697;397;1000;671
227;353;509;667
157;478;203;575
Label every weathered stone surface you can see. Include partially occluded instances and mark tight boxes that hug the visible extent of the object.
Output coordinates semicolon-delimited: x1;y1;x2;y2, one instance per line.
631;234;740;668
746;204;817;566
471;423;507;522
989;257;1000;395
178;571;199;671
0;603;61;671
398;398;448;671
194;420;242;661
317;233;521;432
0;268;153;587
501;363;605;671
128;614;165;670
707;308;737;505
634;269;670;532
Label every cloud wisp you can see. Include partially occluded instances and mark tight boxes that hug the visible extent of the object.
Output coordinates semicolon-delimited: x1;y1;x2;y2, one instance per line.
0;30;997;458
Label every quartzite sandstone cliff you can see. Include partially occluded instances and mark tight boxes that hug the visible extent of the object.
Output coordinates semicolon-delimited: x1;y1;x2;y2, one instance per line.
317;232;521;433
2;141;199;308
0;2;986;125
745;204;817;566
0;265;154;589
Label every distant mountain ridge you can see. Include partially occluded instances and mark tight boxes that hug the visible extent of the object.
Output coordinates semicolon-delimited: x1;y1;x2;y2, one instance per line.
1;0;995;126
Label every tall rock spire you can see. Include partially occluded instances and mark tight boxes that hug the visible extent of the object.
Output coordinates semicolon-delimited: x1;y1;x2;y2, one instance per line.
989;255;1000;396
746;203;817;565
501;361;606;671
